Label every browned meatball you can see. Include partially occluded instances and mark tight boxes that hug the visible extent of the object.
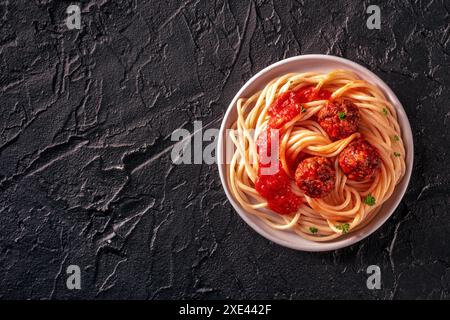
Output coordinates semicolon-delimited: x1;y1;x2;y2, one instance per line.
317;98;360;141
339;138;380;181
295;156;336;198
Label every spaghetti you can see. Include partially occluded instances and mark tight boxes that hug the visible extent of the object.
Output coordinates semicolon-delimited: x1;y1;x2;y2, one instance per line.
228;70;406;241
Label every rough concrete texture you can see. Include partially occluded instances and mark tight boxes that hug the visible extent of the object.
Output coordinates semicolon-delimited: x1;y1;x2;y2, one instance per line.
0;0;449;299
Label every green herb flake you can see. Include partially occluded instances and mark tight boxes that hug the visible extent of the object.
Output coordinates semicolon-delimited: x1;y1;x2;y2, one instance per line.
309;227;318;234
336;223;350;234
393;135;400;141
338;111;347;120
394;152;401;157
383;108;388;116
301;105;307;113
364;194;376;206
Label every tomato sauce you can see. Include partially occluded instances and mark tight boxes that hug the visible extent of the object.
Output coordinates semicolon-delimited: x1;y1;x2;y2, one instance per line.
255;86;331;215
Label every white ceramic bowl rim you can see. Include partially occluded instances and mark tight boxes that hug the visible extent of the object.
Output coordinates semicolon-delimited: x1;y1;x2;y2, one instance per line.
217;54;414;252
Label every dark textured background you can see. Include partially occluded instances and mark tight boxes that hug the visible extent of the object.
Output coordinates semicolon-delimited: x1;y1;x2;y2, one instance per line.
0;0;449;300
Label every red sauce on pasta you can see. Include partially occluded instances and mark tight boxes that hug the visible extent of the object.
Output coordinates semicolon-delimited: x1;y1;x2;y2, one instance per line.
255;86;331;215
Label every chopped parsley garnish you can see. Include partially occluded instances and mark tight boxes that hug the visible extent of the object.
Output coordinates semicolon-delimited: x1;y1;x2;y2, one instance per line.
394;152;401;157
338;111;347;120
309;227;318;234
364;194;376;206
383;108;388;116
336;223;350;234
301;105;307;113
393;135;400;141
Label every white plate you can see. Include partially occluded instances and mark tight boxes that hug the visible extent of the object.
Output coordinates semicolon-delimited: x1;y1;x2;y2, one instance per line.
217;54;414;252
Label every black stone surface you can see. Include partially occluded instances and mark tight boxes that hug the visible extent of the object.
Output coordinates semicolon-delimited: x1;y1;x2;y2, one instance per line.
0;0;449;299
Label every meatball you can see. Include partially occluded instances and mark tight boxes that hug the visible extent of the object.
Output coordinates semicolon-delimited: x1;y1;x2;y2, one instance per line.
317;98;360;141
295;156;336;198
338;138;380;181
